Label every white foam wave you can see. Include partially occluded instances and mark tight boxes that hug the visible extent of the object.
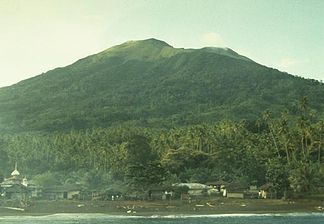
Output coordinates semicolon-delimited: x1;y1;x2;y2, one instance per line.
150;212;324;218
0;213;141;221
0;212;323;220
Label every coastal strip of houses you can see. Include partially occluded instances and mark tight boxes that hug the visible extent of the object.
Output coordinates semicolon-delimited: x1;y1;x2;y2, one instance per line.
0;165;273;201
0;164;83;201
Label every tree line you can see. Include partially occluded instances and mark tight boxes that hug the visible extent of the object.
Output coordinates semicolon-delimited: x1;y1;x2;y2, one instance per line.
0;99;323;198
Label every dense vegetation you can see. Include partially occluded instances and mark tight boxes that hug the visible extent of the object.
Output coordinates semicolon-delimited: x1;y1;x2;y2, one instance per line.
0;39;323;198
0;98;323;198
0;39;323;132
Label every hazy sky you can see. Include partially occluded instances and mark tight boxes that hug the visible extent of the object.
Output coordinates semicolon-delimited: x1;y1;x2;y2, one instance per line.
1;0;323;87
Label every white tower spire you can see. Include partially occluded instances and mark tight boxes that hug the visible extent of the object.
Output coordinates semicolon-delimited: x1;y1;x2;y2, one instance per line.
11;162;20;176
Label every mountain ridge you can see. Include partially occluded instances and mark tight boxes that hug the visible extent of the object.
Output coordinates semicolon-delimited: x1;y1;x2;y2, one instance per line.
0;38;323;133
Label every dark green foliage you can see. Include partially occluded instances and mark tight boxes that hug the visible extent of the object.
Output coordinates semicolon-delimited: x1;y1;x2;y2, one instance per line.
125;162;166;192
0;109;322;197
288;161;321;194
125;135;157;165
265;158;290;197
32;172;62;187
0;39;324;132
0;39;323;198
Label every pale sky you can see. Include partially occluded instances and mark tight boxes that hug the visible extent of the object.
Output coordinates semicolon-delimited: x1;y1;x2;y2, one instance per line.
0;0;323;87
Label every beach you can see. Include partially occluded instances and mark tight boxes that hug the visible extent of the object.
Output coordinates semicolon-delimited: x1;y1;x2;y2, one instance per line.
0;198;323;216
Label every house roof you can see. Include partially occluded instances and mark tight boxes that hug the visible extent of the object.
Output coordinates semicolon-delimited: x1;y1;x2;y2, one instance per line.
11;169;20;176
3;184;28;193
173;183;209;190
1;179;20;186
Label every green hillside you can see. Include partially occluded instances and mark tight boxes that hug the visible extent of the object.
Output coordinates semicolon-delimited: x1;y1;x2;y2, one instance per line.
0;38;323;132
0;39;323;198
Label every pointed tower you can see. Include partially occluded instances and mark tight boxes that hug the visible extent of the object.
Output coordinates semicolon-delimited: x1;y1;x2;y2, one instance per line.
11;162;20;177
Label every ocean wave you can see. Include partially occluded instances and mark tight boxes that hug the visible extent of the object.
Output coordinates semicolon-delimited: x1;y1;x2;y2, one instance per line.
0;212;323;220
149;212;324;218
0;213;142;221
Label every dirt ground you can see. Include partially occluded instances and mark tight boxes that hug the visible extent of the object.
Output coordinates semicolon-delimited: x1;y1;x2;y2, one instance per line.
0;197;323;216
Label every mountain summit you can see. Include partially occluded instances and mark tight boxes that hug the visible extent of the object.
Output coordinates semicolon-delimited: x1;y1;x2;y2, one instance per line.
0;39;323;132
101;38;175;60
89;38;247;62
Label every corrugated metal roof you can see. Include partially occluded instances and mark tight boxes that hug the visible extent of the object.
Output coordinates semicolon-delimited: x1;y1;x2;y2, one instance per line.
173;183;209;190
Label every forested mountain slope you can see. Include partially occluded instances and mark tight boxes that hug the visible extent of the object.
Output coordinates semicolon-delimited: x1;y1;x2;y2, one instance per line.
0;38;323;132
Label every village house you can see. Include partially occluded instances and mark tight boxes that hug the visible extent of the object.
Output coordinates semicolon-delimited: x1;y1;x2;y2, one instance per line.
0;163;29;200
43;184;82;200
225;181;249;199
173;183;209;197
147;186;166;200
259;183;274;199
205;180;229;196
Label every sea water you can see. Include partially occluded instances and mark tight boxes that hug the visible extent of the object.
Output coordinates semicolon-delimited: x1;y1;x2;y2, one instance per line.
0;213;323;224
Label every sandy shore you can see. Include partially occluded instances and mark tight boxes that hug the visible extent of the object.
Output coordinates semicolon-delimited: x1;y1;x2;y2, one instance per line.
0;198;323;216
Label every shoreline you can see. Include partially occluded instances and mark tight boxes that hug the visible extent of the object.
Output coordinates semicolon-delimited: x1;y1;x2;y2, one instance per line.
0;212;324;218
0;198;323;216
